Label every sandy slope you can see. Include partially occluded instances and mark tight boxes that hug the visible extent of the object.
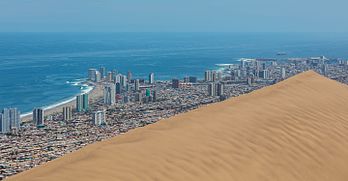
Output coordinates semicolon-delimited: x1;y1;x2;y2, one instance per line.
8;71;348;181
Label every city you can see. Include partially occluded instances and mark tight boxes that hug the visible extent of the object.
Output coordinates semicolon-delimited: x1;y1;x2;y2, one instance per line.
1;56;348;180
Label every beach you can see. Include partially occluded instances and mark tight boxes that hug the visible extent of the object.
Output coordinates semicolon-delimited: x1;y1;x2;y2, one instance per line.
7;70;348;181
20;84;104;122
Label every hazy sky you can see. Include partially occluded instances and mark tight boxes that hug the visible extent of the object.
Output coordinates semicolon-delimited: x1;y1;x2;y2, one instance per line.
0;0;347;32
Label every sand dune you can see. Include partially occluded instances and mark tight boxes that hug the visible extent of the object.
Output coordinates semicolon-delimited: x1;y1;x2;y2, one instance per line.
8;71;348;181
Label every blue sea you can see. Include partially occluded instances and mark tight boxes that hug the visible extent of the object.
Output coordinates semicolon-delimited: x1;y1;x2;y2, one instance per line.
1;32;348;114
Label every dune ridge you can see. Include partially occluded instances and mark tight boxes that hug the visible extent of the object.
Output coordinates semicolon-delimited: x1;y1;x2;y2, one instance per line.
8;70;348;181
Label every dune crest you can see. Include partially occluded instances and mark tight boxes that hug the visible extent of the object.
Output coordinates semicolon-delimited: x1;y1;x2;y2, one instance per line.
8;71;348;181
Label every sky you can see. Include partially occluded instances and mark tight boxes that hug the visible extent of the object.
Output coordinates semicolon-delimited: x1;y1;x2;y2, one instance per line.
0;0;347;32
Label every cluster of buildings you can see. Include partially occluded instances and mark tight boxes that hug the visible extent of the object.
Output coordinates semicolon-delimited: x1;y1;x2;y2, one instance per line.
2;56;348;180
0;108;21;135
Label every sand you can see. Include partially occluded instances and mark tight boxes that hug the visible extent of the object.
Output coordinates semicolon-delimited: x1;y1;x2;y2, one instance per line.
8;71;348;181
21;84;104;122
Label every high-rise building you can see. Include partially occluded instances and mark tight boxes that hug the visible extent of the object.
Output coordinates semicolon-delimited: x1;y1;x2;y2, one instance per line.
114;74;122;83
281;67;286;79
63;107;72;121
152;90;157;102
2;109;10;133
33;108;44;126
241;69;247;79
116;82;122;94
208;83;216;97
262;63;267;70
216;83;224;96
149;73;155;84
260;70;269;79
146;89;151;97
83;94;89;111
134;79;140;91
95;71;101;82
205;70;212;82
88;68;99;82
107;72;113;82
235;70;241;78
76;95;83;112
76;94;89;112
1;108;21;134
217;72;223;81
93;110;106;126
0;113;5;134
240;60;246;68
125;83;130;92
172;79;180;89
255;61;261;69
322;64;328;76
120;75;127;87
99;67;106;79
9;108;20;130
104;84;116;105
0;110;10;134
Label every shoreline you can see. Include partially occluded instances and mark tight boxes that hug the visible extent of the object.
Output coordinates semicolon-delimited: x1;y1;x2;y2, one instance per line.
20;84;103;122
8;71;348;181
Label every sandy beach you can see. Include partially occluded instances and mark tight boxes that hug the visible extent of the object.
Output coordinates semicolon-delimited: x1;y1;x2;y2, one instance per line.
20;84;104;122
8;71;348;181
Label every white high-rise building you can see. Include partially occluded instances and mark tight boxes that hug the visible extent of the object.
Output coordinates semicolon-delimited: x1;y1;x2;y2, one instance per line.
212;71;217;82
120;75;127;87
149;73;155;84
240;59;246;68
216;83;224;96
235;70;241;78
134;79;140;91
104;84;116;105
93;110;106;126
205;70;213;82
95;71;101;82
0;110;9;134
33;108;45;126
281;67;286;79
261;70;269;79
88;68;97;81
217;72;223;81
208;83;216;97
1;108;21;134
9;108;20;130
88;68;101;82
114;74;122;84
107;72;113;82
63;107;72;121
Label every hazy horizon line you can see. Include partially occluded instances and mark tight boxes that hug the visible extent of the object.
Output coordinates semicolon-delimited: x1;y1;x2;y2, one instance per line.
0;31;347;34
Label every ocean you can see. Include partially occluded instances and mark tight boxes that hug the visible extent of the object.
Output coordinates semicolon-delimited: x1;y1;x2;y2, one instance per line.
1;32;348;114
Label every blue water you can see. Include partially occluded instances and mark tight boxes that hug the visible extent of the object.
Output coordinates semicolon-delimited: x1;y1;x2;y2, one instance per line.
1;32;348;113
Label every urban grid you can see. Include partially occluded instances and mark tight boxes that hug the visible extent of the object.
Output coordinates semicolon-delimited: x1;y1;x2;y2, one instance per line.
1;56;348;180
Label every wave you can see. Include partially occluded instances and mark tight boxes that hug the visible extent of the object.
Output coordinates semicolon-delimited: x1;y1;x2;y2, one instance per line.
20;83;94;118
